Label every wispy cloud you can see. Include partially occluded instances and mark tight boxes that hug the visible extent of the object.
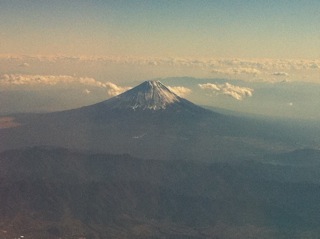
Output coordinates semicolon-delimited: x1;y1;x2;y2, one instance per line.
199;83;254;100
167;86;192;97
0;74;130;97
272;72;289;76
211;67;261;76
232;67;261;75
1;54;319;70
83;89;91;95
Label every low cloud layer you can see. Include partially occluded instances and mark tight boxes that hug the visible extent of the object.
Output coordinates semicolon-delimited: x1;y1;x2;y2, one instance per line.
0;74;130;97
2;55;319;71
199;83;254;100
212;67;261;76
1;55;319;83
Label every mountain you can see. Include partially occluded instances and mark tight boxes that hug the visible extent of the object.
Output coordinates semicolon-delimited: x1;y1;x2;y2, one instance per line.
62;80;211;122
94;80;204;112
0;80;306;160
1;146;320;239
2;80;320;239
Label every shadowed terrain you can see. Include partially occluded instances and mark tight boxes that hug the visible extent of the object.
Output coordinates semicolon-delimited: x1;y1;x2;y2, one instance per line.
1;147;320;239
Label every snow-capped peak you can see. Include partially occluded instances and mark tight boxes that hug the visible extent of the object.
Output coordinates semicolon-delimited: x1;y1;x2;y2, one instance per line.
107;80;181;110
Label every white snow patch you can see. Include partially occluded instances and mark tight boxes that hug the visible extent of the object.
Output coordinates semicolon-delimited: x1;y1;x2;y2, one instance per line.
110;80;181;110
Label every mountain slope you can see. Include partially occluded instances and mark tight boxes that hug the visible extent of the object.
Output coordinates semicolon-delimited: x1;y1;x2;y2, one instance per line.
0;80;299;160
69;80;211;120
98;80;192;111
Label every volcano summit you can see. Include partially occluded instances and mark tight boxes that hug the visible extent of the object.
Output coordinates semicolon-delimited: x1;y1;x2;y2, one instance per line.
76;80;209;116
106;80;181;110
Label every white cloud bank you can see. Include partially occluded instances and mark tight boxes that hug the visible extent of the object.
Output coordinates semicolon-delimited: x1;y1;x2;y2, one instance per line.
2;55;319;71
0;55;319;83
0;74;130;97
199;83;254;100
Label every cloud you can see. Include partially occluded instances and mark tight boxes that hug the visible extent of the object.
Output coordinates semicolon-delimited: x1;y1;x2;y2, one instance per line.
1;55;319;83
198;83;221;91
0;74;130;97
232;67;261;75
199;83;254;100
272;72;289;76
103;82;131;97
211;69;229;74
221;83;254;100
0;74;98;87
167;86;192;97
83;89;91;94
1;54;320;71
211;67;261;76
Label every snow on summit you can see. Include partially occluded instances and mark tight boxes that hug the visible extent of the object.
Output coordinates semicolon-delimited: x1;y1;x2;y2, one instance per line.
107;80;181;110
81;80;208;115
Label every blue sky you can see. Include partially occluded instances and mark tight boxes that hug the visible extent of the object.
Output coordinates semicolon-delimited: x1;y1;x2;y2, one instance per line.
1;0;319;58
0;1;319;119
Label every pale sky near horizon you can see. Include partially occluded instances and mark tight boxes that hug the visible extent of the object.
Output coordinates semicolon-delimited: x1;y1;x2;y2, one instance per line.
1;0;319;58
0;1;319;119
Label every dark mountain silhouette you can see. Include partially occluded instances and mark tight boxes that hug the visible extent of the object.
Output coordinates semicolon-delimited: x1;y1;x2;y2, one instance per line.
1;146;320;239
